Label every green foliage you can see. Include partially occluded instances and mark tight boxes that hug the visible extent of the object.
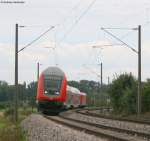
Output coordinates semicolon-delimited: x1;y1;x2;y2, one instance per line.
68;80;99;94
87;91;110;107
142;79;150;112
26;82;37;107
0;102;8;110
0;81;37;111
4;108;14;118
0;81;9;102
68;81;79;89
109;73;137;114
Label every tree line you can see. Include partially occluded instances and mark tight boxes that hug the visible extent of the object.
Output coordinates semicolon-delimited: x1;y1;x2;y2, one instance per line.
0;81;37;109
0;73;150;115
0;80;109;109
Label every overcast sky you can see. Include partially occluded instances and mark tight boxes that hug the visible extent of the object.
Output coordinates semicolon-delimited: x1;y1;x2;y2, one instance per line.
0;0;150;84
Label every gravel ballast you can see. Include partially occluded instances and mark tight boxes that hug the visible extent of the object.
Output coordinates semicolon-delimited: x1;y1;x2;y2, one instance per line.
67;112;150;134
21;114;107;141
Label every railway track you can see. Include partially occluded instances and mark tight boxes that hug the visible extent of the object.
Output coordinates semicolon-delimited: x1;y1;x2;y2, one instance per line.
44;111;149;141
77;108;150;125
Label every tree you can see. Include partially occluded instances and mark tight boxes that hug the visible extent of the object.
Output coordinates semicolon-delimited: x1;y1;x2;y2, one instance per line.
142;79;150;112
27;81;37;108
0;81;8;102
109;73;137;114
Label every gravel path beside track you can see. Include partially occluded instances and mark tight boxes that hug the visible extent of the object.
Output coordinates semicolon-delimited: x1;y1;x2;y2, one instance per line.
66;112;150;135
21;114;107;141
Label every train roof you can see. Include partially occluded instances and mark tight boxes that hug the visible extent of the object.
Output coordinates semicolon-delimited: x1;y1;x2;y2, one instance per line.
67;85;80;94
67;85;86;96
80;92;86;96
42;67;65;77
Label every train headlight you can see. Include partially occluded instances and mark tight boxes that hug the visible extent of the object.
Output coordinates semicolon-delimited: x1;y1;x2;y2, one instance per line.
55;91;60;95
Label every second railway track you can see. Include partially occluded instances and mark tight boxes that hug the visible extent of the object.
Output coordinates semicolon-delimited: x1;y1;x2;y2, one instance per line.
77;108;150;125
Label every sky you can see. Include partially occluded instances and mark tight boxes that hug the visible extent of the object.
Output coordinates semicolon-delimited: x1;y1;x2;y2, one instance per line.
0;0;150;84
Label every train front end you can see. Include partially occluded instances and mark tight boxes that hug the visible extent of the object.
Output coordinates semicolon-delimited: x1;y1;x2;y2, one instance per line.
36;67;67;113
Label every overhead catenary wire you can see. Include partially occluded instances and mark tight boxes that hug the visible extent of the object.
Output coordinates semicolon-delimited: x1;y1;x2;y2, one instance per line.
18;0;96;54
18;26;55;53
58;1;82;26
59;0;97;43
83;64;100;77
95;28;137;51
51;0;97;68
18;1;86;64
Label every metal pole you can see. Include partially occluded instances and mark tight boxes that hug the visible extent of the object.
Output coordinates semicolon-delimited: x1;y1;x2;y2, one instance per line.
37;62;39;82
137;25;141;115
15;23;18;122
101;62;103;88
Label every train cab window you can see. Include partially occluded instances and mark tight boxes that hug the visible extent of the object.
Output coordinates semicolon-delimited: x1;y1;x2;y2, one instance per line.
44;75;63;96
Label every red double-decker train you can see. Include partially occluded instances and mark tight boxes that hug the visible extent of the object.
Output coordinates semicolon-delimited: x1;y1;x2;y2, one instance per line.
36;67;86;113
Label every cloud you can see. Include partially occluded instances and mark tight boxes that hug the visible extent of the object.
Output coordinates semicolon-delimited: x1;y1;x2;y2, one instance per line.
0;0;150;84
0;36;150;84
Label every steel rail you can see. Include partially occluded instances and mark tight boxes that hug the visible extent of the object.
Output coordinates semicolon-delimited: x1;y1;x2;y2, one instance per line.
43;113;148;141
77;109;150;125
59;113;150;139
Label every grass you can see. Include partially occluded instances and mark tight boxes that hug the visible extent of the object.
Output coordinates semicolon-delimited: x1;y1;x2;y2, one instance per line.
17;107;37;122
0;109;5;112
0;124;26;141
0;117;7;129
0;107;37;141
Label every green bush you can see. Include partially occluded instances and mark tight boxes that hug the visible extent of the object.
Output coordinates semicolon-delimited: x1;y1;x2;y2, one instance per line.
142;79;150;113
0;102;11;110
4;108;14;121
0;104;5;110
109;73;137;115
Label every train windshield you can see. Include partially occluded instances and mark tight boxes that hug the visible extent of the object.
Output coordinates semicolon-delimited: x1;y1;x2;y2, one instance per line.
44;75;63;96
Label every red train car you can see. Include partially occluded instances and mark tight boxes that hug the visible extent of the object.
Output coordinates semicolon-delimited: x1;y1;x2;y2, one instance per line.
80;92;86;107
36;67;86;113
66;86;85;108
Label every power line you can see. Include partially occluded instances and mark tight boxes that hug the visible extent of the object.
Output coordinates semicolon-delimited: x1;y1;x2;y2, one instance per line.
17;1;86;58
18;0;96;53
83;64;100;77
59;0;97;43
18;26;55;53
55;1;82;28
